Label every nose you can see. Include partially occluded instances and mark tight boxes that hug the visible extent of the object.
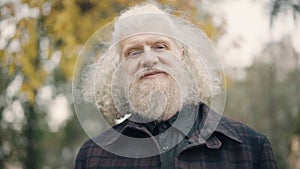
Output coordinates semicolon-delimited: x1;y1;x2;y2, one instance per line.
140;50;159;68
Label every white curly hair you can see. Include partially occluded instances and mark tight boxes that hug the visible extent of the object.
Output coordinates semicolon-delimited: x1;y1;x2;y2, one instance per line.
80;3;222;124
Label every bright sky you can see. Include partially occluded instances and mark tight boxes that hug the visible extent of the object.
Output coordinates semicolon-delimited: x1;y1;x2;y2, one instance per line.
204;0;300;68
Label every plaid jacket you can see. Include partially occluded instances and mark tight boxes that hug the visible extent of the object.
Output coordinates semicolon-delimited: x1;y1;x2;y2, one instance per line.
75;103;278;169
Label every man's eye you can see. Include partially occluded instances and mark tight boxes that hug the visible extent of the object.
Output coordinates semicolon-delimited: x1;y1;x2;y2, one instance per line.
154;44;167;50
128;50;142;57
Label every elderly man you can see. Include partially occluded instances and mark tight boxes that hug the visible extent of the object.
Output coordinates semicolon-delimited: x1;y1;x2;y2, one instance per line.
74;3;278;169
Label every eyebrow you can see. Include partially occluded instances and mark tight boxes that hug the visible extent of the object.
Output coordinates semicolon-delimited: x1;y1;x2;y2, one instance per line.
152;40;170;46
123;44;143;56
122;37;172;56
147;37;172;46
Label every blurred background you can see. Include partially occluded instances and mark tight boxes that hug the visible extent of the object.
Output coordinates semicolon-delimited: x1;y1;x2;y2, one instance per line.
0;0;299;168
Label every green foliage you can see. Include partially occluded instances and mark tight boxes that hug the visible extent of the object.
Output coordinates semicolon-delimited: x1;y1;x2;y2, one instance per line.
1;0;218;168
1;0;298;168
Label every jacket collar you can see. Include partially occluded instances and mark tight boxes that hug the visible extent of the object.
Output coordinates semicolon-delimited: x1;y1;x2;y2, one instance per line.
95;103;242;149
187;103;242;149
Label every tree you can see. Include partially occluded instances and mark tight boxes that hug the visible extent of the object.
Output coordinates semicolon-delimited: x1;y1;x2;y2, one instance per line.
225;37;300;169
1;0;220;168
270;0;300;25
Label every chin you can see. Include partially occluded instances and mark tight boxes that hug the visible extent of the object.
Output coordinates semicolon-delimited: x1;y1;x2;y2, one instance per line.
127;70;182;122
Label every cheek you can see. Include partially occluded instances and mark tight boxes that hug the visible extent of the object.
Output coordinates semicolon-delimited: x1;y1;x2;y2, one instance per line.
158;51;183;68
123;59;142;75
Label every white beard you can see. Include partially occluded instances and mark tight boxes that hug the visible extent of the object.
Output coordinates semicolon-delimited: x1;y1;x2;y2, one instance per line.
129;73;181;121
111;63;199;123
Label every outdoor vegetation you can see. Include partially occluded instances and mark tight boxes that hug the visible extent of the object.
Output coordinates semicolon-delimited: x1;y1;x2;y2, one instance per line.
0;0;299;168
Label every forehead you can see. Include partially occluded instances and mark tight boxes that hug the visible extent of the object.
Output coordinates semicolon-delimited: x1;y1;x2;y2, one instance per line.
120;34;175;49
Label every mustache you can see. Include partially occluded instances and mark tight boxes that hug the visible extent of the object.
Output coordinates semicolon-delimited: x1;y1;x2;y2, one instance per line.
134;66;169;80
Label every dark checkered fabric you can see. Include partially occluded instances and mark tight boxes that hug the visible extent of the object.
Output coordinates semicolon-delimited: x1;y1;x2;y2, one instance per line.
74;103;278;169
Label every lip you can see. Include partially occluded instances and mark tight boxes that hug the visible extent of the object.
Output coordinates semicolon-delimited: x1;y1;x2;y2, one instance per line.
141;70;167;79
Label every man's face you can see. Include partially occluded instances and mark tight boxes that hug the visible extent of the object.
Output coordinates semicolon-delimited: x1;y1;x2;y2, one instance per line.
116;34;185;121
120;34;183;75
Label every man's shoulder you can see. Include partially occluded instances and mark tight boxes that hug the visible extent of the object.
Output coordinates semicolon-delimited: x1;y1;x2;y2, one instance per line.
200;103;267;144
219;115;267;144
76;136;103;159
78;137;100;151
77;120;132;152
